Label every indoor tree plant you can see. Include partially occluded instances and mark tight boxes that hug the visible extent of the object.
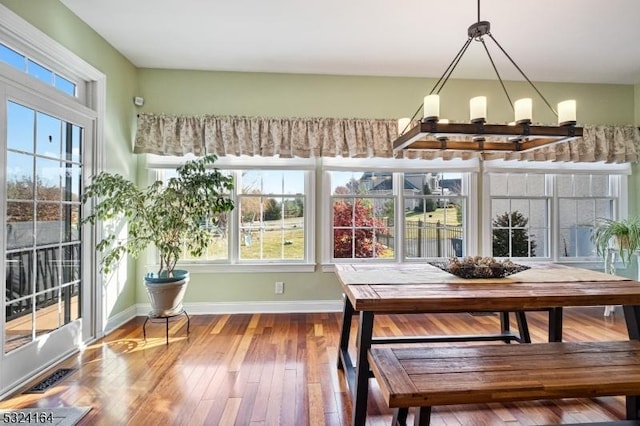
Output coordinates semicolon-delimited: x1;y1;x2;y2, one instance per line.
82;154;234;316
592;216;640;265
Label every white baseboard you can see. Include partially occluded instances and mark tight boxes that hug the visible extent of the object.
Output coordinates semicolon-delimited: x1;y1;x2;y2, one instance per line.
135;300;343;316
102;305;138;335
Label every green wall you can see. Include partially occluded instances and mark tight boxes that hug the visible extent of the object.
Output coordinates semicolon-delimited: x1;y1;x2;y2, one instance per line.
2;1;640;315
0;0;140;317
138;69;635;125
137;69;638;304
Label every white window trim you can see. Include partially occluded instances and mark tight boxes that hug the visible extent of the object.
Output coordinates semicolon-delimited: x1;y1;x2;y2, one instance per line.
321;156;480;173
484;159;632;175
0;5;107;103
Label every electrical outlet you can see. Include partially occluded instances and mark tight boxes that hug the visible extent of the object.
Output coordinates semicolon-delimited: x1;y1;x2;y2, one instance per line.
275;281;284;294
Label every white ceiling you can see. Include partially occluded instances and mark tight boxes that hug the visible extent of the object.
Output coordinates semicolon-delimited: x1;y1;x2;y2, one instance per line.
59;0;640;84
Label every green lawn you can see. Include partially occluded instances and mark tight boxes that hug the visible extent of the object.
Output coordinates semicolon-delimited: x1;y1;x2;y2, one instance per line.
240;228;305;259
405;205;460;225
184;207;460;261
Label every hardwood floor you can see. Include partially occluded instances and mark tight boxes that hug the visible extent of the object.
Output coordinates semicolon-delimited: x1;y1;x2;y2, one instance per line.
0;306;632;425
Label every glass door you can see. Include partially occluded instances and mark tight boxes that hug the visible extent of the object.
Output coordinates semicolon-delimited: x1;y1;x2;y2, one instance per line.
2;96;93;394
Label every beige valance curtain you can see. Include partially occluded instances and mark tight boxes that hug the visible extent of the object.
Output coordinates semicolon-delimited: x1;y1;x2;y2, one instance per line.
134;113;640;163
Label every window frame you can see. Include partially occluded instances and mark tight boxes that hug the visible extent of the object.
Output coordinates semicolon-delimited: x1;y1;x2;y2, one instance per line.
483;159;631;267
321;157;479;269
146;154;316;272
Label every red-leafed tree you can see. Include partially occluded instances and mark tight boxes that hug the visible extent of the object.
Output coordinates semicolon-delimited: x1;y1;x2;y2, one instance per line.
333;198;389;258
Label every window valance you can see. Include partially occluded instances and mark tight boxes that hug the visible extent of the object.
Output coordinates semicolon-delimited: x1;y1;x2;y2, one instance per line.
134;113;640;163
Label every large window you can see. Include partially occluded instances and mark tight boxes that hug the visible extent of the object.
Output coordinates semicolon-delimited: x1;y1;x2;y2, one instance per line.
151;156;630;268
486;161;628;262
151;156;314;269
323;158;476;264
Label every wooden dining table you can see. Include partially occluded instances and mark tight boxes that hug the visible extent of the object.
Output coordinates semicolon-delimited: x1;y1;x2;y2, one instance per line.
334;262;640;426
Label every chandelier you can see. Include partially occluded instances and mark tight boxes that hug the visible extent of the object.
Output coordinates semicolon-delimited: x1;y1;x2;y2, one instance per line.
393;0;583;154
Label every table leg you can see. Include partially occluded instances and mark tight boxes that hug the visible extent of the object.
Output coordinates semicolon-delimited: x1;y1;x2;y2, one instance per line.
352;311;374;426
392;408;408;426
624;305;640;340
626;396;640;420
337;294;355;371
548;307;563;342
413;406;432;426
499;312;510;334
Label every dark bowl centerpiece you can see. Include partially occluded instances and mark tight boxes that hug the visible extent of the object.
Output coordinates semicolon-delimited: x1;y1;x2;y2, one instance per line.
430;256;530;279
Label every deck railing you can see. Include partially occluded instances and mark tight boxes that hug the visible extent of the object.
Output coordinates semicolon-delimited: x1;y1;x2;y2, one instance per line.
5;245;80;322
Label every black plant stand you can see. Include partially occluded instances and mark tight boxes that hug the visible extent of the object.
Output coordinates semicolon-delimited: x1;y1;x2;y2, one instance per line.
142;309;190;345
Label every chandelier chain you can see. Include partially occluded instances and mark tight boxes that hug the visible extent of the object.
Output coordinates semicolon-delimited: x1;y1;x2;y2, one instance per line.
487;33;558;117
479;37;514;111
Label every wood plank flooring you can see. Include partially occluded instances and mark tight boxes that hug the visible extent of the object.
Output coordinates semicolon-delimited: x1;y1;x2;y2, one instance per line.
0;306;632;425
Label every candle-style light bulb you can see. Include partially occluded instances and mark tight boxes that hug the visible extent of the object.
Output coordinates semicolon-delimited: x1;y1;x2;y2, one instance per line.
469;96;487;123
397;117;411;136
558;100;576;126
423;94;439;122
514;98;532;125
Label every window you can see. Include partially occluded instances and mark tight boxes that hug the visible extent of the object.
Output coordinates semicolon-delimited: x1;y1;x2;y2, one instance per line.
161;168;233;262
329;171;395;259
150;156;315;270
557;175;615;259
238;170;306;261
404;172;466;258
0;42;77;97
5;101;84;352
322;157;477;264
485;160;629;262
489;173;549;258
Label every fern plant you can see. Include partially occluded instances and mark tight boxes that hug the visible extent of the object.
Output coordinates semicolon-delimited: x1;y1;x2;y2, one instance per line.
592;216;640;265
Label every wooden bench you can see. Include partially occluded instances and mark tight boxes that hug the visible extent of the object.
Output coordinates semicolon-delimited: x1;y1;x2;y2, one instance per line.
368;341;640;426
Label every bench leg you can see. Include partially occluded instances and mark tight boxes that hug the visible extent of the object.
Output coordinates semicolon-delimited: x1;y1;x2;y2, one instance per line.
392;408;408;426
413;406;432;426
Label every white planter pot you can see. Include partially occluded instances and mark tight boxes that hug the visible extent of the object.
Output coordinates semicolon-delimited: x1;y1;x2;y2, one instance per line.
144;270;190;316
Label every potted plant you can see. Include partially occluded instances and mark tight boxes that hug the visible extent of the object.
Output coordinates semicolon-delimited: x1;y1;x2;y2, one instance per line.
592;216;640;265
82;155;234;316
